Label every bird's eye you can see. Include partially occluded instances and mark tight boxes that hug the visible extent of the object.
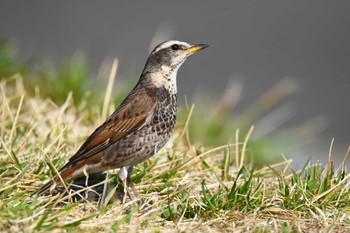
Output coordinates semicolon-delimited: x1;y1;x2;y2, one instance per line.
171;44;179;50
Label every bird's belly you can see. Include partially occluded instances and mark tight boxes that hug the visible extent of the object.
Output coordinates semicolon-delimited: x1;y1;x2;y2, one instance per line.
102;120;175;168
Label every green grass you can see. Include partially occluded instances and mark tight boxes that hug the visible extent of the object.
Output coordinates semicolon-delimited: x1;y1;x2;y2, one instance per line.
0;76;350;232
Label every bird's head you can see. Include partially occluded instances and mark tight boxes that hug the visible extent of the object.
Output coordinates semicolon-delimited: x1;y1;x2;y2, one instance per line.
141;40;208;91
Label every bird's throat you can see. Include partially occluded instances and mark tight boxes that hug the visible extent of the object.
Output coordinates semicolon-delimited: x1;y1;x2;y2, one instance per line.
149;67;178;95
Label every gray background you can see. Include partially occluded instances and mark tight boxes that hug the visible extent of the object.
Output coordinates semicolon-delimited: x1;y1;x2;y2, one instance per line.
1;1;349;161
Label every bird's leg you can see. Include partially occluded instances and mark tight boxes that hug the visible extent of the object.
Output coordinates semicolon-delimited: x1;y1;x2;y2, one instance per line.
126;166;140;200
83;168;89;199
118;167;133;204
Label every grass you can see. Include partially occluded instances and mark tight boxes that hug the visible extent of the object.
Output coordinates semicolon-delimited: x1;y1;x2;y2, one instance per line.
1;75;350;232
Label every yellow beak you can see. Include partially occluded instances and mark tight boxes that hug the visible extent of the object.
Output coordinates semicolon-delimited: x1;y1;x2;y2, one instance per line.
186;44;209;53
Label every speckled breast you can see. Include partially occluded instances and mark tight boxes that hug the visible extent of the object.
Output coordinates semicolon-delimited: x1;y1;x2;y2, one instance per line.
104;88;177;168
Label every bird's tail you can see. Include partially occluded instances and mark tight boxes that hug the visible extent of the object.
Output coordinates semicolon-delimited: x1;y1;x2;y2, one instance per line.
38;179;56;195
37;169;68;195
37;158;104;195
37;163;83;195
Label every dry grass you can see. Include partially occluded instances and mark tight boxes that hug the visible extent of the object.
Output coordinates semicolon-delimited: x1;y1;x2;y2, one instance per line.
1;76;350;232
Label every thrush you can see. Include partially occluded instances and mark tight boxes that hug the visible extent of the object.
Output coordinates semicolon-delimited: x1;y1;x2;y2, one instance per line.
39;40;208;201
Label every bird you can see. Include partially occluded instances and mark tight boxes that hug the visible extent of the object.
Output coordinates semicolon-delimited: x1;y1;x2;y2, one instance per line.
38;40;209;201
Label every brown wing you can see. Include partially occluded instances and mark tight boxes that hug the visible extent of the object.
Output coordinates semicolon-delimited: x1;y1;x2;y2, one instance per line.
60;87;156;171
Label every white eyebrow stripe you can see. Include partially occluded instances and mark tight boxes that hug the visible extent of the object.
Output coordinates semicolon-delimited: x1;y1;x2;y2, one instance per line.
152;40;191;54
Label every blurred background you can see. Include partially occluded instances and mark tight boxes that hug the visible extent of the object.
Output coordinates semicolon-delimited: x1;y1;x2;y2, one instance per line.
0;1;349;167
